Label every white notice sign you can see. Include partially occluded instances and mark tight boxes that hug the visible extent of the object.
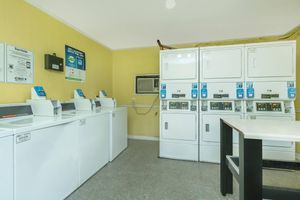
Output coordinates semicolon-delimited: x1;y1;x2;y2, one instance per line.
6;44;34;84
0;43;5;82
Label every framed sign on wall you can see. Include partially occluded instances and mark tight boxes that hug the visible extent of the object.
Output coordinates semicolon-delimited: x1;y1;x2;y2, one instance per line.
65;45;86;82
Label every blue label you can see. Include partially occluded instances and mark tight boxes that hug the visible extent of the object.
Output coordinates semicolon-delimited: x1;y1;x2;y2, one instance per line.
201;83;207;98
287;81;296;99
191;83;198;98
236;82;244;99
192;89;198;99
161;83;166;90
160;90;166;99
288;88;296;99
247;88;254;98
246;82;254;98
201;89;207;98
236;88;244;99
34;86;46;97
192;83;198;89
76;89;85;97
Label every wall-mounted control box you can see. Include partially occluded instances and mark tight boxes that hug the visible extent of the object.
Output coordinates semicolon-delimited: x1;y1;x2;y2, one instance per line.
45;54;64;71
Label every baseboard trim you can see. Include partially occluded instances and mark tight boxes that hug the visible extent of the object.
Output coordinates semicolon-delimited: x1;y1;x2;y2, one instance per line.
128;135;159;141
296;153;300;161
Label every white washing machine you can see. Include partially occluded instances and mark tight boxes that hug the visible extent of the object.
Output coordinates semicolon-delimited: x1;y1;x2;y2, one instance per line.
200;100;242;163
0;128;14;200
0;104;79;200
160;99;199;161
245;100;296;161
101;107;128;162
61;101;110;185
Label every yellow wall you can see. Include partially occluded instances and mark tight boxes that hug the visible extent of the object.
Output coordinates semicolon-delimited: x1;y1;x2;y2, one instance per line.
112;48;160;137
0;0;112;103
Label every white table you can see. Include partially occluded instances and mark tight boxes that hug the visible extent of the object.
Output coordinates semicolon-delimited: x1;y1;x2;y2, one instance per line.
220;118;300;200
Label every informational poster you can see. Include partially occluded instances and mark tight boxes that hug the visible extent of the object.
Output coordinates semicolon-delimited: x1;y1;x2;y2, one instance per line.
6;44;34;84
0;43;5;82
65;45;86;82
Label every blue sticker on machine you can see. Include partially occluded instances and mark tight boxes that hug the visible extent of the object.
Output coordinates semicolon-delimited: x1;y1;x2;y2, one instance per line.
201;83;207;98
191;89;198;99
34;86;46;97
288;88;296;99
246;82;254;98
236;82;244;99
76;89;85;97
236;89;244;99
287;81;296;99
192;83;198;89
160;90;166;98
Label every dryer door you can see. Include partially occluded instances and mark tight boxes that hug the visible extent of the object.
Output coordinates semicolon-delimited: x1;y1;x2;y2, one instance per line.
246;42;295;79
161;113;197;141
202;114;240;143
201;46;243;81
160;49;198;81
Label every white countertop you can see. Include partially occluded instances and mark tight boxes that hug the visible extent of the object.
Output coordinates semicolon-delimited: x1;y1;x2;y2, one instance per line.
221;118;300;142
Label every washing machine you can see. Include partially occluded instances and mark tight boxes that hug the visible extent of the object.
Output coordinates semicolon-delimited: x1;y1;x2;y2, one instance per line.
0;104;78;200
0;128;14;200
200;100;242;163
61;100;110;185
245;100;296;161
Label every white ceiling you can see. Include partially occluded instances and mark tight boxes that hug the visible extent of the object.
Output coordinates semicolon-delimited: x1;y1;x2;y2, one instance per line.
25;0;300;50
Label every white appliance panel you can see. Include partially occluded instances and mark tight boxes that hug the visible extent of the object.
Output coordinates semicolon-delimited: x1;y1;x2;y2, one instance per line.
110;108;128;161
15;122;79;200
160;48;198;81
205;82;240;99
249;81;290;100
164;82;196;100
202;114;240;143
246;42;295;80
201;46;243;81
79;114;109;184
0;135;13;200
161;113;197;141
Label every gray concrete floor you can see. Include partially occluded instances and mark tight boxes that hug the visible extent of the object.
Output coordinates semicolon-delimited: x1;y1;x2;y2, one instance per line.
66;140;300;200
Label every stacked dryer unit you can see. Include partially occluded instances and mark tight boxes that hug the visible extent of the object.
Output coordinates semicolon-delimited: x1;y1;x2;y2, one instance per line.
159;40;297;163
159;48;199;161
244;41;296;161
199;45;245;163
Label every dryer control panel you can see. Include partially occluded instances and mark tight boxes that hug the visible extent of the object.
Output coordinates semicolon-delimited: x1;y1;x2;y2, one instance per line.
201;101;242;113
161;100;197;111
256;102;281;112
246;101;295;114
210;102;232;111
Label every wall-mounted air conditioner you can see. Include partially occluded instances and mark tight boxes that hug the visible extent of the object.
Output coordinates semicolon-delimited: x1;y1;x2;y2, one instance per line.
135;74;159;95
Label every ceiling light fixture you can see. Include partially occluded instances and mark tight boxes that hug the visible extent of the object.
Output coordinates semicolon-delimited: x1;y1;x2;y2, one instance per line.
166;0;176;10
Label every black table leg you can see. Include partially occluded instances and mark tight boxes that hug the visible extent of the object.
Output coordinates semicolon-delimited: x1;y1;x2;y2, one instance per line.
239;135;262;200
220;119;233;196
